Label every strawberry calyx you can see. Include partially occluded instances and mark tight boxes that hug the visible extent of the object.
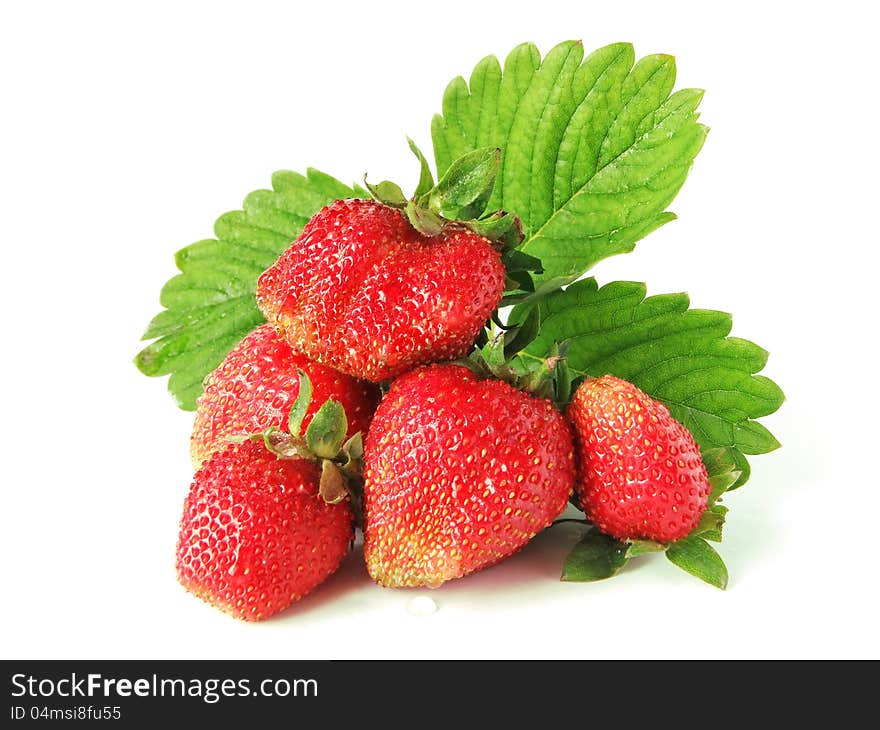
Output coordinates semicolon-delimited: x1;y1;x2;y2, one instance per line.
364;140;543;294
455;307;573;407
239;370;366;522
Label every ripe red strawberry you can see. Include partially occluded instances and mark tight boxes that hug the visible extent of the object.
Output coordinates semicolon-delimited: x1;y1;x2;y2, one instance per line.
567;375;710;543
190;323;380;467
363;363;575;588
256;199;506;382
176;439;353;621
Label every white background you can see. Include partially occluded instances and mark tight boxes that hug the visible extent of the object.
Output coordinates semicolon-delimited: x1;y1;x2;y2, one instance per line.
1;0;877;659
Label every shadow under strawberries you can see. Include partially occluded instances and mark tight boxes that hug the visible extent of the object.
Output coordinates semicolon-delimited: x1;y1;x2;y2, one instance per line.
266;506;652;622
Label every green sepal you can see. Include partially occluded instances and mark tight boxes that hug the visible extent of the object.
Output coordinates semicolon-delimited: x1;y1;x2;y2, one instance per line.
364;178;407;208
504;270;536;294
405;199;445;236
426;146;501;220
288;370;313;439
407;137;435;198
701;446;745;504
500;247;543;299
479;330;511;379
248;392;366;522
466;334;570;407
503;306;541;359
626;539;668;558
709;471;741;506
342;432;363;460
515;341;568;401
693;505;728;542
701;445;738;476
467;211;525;250
304;399;348;459
499;291;534;307
501;247;543;273
666;535;729;590
553;353;573;406
367;143;523;248
338;432;364;480
562;530;630;582
727;448;752;490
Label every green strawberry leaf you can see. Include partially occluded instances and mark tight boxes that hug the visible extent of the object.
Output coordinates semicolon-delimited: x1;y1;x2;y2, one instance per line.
561;530;630;582
666;536;729;590
134;169;363;410
431;40;707;289
516;279;784;489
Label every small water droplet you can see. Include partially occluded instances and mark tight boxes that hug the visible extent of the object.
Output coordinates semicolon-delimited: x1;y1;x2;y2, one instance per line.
406;595;438;617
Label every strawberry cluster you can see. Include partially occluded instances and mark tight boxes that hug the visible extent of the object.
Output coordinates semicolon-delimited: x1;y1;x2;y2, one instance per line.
174;152;712;620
